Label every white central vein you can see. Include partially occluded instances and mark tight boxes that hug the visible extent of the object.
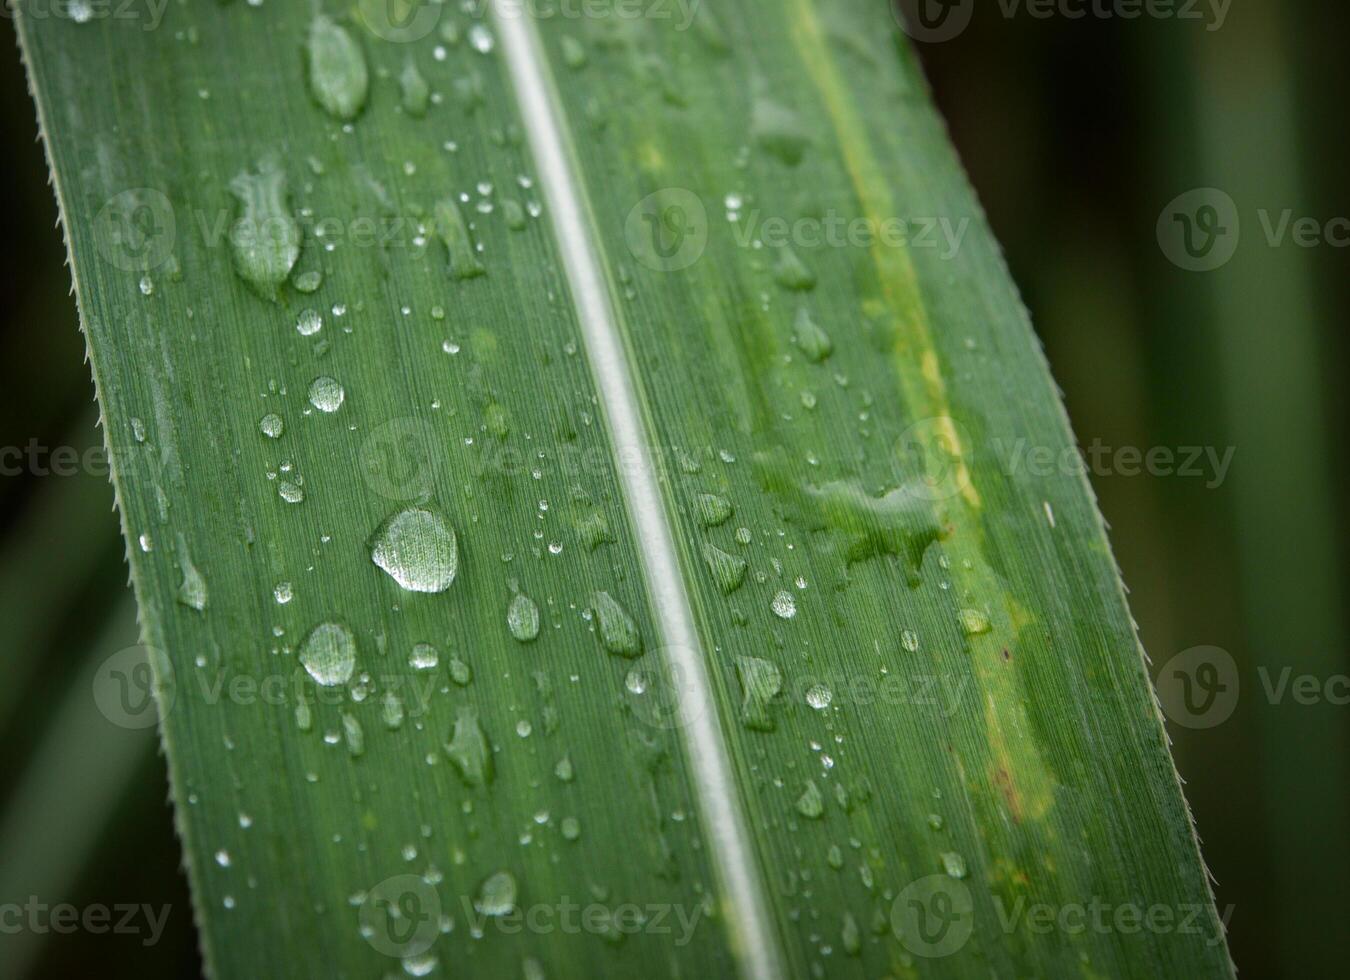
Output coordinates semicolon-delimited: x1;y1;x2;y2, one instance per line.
490;7;783;979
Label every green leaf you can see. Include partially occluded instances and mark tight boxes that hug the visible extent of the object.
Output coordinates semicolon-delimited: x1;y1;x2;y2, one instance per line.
16;1;1232;977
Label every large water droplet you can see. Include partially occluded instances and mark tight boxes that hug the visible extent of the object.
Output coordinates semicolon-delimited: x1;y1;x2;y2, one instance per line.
507;592;540;643
229;161;300;300
793;306;833;362
702;543;747;595
305;15;368;121
590;591;641;658
735;656;782;732
841;911;861;956
409;642;439;670
751;77;810;165
773;246;816;291
435;197;486;280
796;779;824;819
342;712;365;756
474;870;517;917
300;622;356;686
771;590;797;620
370;508;459;593
400;57;430;117
175;535;208;611
941;851;968;879
959;608;991;636
296;308;323;336
444;706;492;786
694;493;733;527
308;376;345;413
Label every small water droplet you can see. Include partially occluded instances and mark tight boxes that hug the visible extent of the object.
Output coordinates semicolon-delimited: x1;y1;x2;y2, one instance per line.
468;23;496;54
941;851;968;879
383;692;405;730
449;656;473;687
260;413;284;438
805;684;833;710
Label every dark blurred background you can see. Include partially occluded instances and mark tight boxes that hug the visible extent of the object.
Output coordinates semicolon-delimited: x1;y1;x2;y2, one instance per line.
0;2;1345;976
